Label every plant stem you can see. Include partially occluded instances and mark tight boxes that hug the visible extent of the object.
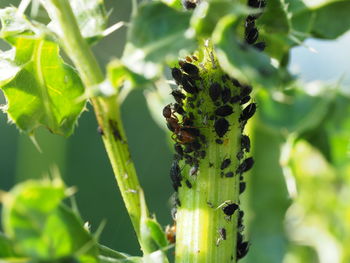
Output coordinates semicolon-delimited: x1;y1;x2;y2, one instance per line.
43;0;147;249
173;48;243;263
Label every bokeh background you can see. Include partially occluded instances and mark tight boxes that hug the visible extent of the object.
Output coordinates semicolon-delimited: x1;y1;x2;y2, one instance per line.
1;1;349;262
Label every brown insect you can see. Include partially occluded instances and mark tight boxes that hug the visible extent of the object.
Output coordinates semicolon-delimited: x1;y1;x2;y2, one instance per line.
165;223;176;244
163;104;199;144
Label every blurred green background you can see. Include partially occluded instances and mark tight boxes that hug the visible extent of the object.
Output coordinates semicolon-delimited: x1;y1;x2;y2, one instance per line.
1;1;350;262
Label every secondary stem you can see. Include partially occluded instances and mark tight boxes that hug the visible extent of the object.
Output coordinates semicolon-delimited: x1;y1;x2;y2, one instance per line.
43;0;147;248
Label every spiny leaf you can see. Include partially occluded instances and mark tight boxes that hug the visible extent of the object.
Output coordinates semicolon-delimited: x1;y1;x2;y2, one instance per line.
1;179;98;261
0;8;86;136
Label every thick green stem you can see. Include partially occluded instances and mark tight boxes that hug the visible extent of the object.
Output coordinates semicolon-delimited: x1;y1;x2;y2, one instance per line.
174;48;243;263
42;0;147;250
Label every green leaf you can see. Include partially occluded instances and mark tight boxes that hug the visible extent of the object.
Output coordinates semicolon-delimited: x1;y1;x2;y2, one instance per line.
311;1;350;39
1;179;98;261
122;2;196;79
257;84;335;134
191;0;251;37
213;15;282;88
0;232;19;258
0;8;86;136
258;0;290;33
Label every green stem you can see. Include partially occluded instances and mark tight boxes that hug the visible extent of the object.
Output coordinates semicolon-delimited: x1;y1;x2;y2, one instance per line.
43;0;147;250
174;48;242;263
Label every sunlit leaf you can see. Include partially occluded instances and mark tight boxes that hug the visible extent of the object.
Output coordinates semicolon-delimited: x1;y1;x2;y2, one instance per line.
213;15;282;88
0;8;86;136
256;84;335;134
258;0;290;33
122;2;195;79
191;0;250;37
1;179;98;261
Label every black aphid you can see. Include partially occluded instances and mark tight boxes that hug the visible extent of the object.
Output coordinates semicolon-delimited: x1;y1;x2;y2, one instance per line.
171;68;183;85
209;82;221;102
215;105;233;117
182;0;197;9
181;62;199;76
245;27;259;44
199;150;206;159
225;172;234;178
241;135;251;153
214;118;229;137
239;103;256;122
219;228;226;240
231;78;242;87
171;90;186;104
221;87;231;104
185;179;193;188
237;241;250;259
181;74;198;94
215;139;223;144
236;157;254;174
170;160;182;191
239;182;246;194
220;158;231;170
240;85;253;97
222;203;239;216
174;143;184;156
236;151;244;160
190;141;201;151
240;96;251;105
230;95;241;104
173;103;185;115
181;127;200;137
253;41;266;51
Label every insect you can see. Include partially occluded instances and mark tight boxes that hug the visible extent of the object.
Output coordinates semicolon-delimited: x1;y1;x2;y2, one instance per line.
215;105;233;117
209;82;221;102
171;68;183;85
237;239;250;259
245;27;259;44
253;41;266;51
239;103;257;122
170;160;182;191
181;74;198;94
215;139;223;144
163;104;198;144
214;118;229;137
185;179;193;188
220;158;231;170
182;0;198;9
225;172;234;178
239;182;246;194
165;223;176;244
230;95;241;104
240;85;253;97
189;165;199;176
236;157;254;175
221;87;231;104
171;90;186;104
222;203;239;216
181;62;199;76
216;227;227;246
240;96;251;105
241;135;251;153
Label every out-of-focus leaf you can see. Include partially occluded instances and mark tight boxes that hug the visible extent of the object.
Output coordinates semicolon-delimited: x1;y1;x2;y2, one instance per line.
161;0;183;10
256;84;335;134
46;0;108;44
245;127;291;263
311;1;350;39
213;15;282;88
258;0;290;33
0;232;18;257
122;2;195;79
1;179;98;261
191;0;250;37
106;59;150;95
0;8;86;136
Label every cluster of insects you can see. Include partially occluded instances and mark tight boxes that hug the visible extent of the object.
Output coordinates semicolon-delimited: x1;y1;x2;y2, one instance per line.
164;0;266;257
245;0;266;51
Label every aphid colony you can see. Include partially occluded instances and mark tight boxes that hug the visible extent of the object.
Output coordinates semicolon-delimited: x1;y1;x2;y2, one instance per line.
164;55;256;256
165;0;266;258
